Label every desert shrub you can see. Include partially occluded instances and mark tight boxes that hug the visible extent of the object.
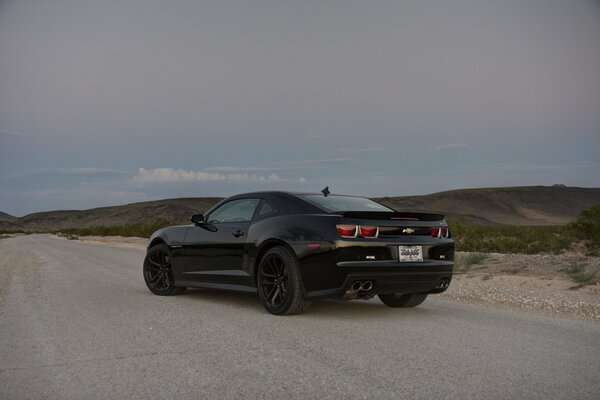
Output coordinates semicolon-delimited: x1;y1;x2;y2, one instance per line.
464;253;487;266
57;220;170;238
448;221;572;254
568;204;600;255
566;262;597;284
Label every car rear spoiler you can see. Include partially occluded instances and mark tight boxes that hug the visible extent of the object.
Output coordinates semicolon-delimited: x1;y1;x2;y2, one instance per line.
337;211;445;221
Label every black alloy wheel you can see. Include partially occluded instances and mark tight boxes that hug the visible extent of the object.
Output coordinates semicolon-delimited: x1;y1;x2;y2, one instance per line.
257;247;310;315
143;243;186;296
378;293;428;308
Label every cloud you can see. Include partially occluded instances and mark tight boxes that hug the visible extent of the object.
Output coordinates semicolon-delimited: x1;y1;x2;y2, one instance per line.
282;158;353;166
134;167;281;184
334;147;385;155
203;166;275;173
0;129;23;138
433;143;469;152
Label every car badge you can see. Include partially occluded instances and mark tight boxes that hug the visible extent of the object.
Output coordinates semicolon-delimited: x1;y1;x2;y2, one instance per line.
402;228;415;234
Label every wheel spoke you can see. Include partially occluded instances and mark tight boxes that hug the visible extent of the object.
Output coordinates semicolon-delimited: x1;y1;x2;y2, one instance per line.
271;286;281;305
160;273;168;288
267;257;278;274
148;258;161;267
150;271;162;283
273;258;284;275
266;283;277;299
146;265;161;272
261;271;276;279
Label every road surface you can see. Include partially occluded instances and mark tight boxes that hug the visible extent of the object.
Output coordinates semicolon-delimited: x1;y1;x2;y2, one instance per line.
1;235;599;399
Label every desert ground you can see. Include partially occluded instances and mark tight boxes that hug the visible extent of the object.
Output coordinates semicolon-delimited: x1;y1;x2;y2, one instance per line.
1;234;599;400
53;234;600;322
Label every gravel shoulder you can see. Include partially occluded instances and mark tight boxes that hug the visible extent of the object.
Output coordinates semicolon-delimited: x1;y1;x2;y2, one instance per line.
49;235;600;322
443;252;600;322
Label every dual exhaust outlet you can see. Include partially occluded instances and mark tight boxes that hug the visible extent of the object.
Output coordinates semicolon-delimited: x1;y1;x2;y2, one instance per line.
343;280;374;299
437;278;450;289
351;280;374;292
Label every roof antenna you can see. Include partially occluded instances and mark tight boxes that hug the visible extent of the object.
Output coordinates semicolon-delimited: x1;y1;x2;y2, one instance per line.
321;186;330;197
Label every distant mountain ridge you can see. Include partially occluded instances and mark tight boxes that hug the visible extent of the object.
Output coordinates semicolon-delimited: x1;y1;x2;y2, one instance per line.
376;186;600;226
1;186;599;231
0;211;17;222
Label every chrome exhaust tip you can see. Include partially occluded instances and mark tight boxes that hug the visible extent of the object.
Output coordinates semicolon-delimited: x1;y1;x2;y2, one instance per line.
351;281;363;292
361;280;374;291
438;278;450;289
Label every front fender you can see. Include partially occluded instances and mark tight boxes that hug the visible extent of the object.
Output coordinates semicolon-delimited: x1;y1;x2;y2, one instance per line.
147;226;190;250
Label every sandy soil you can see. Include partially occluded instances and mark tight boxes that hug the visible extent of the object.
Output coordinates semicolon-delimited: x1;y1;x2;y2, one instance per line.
52;234;148;249
443;252;600;321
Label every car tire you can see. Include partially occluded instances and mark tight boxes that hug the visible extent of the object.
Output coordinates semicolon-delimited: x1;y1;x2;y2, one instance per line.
257;246;310;315
143;243;186;296
378;293;428;308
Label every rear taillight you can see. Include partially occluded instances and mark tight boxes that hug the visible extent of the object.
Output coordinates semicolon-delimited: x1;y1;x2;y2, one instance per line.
337;224;379;238
336;224;357;238
359;225;378;238
430;227;449;238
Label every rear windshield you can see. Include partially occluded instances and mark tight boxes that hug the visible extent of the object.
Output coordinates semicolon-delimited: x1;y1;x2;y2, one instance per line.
298;194;393;213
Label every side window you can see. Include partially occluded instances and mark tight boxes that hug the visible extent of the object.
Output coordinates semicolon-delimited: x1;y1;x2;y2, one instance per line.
207;199;260;224
256;200;278;219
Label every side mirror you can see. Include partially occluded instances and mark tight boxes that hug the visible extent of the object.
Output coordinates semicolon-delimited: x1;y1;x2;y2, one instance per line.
191;214;204;225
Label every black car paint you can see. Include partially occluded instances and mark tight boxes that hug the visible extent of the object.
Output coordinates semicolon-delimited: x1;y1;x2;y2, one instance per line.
147;191;454;298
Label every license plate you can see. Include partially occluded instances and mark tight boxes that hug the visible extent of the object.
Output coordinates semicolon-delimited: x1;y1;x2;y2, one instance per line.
398;246;423;262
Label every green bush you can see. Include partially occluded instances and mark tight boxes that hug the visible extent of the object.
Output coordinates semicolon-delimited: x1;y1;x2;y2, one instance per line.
56;220;171;238
566;262;597;285
568;204;600;254
448;222;573;254
464;253;488;266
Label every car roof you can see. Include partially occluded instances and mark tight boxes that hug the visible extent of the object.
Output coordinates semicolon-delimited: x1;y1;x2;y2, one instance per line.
229;191;362;199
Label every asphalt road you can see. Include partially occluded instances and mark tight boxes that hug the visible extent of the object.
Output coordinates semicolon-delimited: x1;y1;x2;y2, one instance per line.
1;235;599;400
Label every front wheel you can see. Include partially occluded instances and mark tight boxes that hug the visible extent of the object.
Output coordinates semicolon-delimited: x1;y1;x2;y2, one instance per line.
378;293;428;308
143;243;186;296
257;247;310;315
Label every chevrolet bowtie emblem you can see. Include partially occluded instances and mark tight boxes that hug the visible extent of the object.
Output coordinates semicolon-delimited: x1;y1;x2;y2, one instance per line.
402;228;415;234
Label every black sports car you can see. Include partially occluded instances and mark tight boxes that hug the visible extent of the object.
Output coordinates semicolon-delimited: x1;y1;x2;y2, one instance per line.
143;190;454;315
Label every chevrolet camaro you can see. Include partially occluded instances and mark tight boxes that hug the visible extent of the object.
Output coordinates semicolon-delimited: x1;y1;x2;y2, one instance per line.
143;190;454;315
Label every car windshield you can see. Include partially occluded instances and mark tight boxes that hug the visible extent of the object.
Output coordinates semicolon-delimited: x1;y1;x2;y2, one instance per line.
298;194;393;213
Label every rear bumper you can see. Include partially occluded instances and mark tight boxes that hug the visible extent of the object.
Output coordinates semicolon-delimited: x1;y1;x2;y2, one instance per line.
304;261;454;299
296;239;454;298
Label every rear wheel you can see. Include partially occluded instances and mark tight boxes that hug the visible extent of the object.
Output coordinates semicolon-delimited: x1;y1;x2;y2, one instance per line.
257;247;310;315
143;243;186;296
378;293;428;308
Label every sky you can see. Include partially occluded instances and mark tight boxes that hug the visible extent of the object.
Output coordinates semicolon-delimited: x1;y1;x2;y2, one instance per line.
1;0;599;216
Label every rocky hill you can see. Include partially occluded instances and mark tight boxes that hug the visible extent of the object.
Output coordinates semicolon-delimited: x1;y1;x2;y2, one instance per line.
377;186;600;226
1;186;599;231
0;198;222;231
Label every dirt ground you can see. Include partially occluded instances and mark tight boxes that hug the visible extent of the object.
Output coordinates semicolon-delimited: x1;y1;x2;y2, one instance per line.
443;251;600;321
49;235;600;322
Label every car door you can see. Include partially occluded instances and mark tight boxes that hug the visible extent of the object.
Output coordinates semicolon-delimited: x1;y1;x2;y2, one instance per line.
179;198;260;284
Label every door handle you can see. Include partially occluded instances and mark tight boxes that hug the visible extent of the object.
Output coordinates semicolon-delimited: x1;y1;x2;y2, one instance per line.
232;230;245;238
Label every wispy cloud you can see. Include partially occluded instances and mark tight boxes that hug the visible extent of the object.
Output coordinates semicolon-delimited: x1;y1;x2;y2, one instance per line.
306;133;328;140
0;129;23;138
282;158;353;166
334;147;385;155
134;167;281;184
433;143;469;152
203;166;275;173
